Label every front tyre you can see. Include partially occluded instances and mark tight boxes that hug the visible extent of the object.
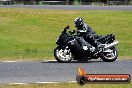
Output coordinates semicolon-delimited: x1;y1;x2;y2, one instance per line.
100;47;118;62
54;46;73;63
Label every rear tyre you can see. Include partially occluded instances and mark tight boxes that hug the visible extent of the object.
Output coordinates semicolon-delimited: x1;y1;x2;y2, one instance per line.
54;46;73;63
100;47;118;62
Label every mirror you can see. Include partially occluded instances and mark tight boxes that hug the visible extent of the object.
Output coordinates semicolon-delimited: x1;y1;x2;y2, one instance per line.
64;25;69;30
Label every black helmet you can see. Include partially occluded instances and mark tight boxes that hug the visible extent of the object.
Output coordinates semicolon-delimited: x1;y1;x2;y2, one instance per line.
74;18;84;28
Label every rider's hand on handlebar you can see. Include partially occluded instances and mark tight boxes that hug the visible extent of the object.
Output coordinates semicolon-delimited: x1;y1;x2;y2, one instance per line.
72;30;76;34
69;30;76;35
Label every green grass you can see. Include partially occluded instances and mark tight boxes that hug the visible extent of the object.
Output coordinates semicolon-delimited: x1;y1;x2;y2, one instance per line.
0;8;132;60
0;83;132;88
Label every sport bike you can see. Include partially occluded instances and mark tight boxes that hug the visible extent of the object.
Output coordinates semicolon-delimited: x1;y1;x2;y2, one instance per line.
54;26;118;63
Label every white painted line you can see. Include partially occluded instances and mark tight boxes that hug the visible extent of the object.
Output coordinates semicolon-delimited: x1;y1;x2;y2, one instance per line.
68;81;76;83
45;60;57;62
36;82;58;84
2;61;18;63
6;80;132;85
9;83;27;85
0;60;57;63
8;81;77;85
36;81;76;84
0;59;126;63
47;60;56;61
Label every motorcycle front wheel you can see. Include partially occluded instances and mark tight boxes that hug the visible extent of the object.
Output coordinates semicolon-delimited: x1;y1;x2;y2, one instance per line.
100;47;118;62
54;46;73;63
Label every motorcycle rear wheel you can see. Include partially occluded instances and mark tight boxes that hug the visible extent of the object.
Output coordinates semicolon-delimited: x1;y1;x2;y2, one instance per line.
100;47;118;62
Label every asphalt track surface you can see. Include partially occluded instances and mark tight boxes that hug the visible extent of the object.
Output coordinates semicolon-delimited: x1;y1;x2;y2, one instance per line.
0;5;132;10
0;59;132;84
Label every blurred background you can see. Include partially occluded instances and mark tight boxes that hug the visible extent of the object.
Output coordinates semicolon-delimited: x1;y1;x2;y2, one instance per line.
0;0;132;5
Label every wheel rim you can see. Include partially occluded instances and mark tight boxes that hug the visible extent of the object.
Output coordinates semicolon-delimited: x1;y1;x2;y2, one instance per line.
103;48;117;60
56;47;72;62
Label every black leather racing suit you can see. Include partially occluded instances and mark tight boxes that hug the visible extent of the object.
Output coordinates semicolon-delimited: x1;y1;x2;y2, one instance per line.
76;23;99;48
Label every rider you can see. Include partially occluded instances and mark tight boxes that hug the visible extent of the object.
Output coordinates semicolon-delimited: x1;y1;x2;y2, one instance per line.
74;17;99;51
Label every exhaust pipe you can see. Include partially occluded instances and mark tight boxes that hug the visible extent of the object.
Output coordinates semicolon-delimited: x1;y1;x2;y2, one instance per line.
104;41;118;50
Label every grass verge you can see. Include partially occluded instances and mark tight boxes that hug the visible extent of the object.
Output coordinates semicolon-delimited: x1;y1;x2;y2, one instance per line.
0;82;132;88
0;8;132;60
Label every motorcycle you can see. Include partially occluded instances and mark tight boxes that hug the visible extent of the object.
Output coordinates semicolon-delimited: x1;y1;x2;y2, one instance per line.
54;25;118;63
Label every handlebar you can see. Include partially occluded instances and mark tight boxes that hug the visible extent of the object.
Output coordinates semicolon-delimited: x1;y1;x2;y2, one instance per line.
69;30;76;35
